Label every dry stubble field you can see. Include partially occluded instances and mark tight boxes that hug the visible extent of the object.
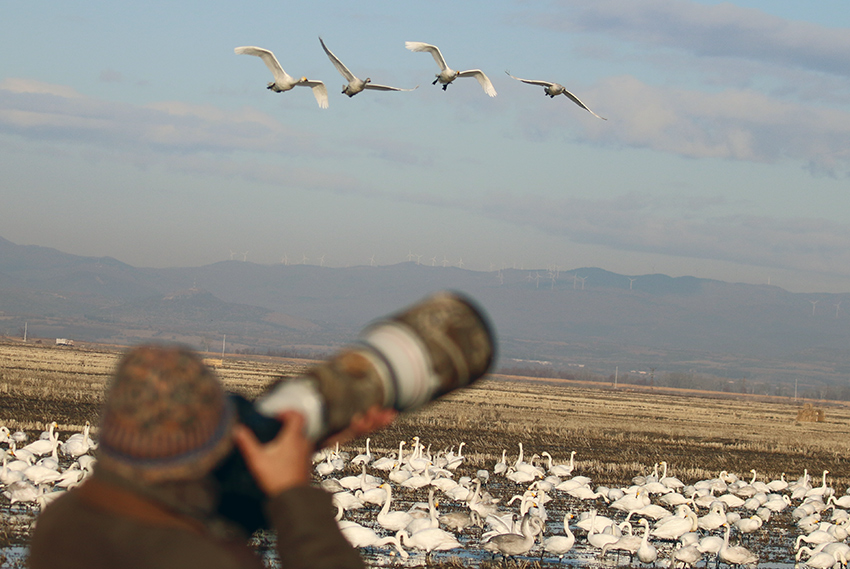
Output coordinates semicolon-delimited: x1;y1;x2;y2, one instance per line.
1;341;849;567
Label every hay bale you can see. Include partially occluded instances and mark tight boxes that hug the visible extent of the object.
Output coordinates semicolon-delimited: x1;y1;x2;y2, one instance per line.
796;403;825;422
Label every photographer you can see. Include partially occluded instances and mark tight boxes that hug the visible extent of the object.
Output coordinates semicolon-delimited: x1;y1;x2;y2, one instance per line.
29;344;396;569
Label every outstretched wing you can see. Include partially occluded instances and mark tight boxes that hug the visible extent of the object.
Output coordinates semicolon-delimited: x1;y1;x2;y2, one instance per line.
560;89;607;120
299;80;329;109
363;83;419;92
505;71;554;89
458;69;497;97
405;41;448;71
234;46;290;83
318;37;356;82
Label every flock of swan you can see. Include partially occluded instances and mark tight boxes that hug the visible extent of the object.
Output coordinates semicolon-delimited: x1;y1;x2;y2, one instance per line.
313;437;850;567
0;422;97;512
234;38;607;119
3;421;849;568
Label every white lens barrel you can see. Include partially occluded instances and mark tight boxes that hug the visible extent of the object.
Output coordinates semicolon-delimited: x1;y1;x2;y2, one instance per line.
360;321;437;411
255;379;326;441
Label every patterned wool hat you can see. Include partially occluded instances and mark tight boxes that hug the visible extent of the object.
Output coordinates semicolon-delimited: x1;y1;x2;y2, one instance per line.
98;344;236;483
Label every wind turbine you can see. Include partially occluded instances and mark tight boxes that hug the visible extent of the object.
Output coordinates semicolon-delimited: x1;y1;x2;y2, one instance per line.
416;254;422;265
628;277;637;290
229;250;235;261
242;251;248;262
835;301;842;318
577;275;587;290
442;256;449;267
430;256;437;266
318;255;326;267
407;251;415;262
369;254;376;267
456;258;464;269
281;253;289;265
810;299;819;315
301;253;309;264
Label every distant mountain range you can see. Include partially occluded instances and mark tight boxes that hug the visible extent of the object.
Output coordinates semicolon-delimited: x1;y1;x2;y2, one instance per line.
2;235;849;388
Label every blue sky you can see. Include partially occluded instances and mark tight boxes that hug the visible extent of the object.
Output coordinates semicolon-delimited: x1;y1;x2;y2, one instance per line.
2;0;849;293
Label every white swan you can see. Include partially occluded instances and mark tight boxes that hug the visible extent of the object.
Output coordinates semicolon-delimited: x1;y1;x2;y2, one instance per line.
543;512;575;561
377;484;414;532
405;42;496;97
234;46;328;109
796;546;845;569
60;422;95;457
319;37;417;97
671;543;702;568
493;450;508;475
397;527;462;553
23;423;58;456
506;71;606;119
636;518;658;565
718;523;758;567
542;451;575;477
340;522;409;559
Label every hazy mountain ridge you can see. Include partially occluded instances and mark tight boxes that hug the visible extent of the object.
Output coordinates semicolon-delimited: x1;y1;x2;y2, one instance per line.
1;236;848;387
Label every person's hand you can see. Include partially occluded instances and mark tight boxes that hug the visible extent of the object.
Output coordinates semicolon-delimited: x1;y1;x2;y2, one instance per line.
232;411;313;496
322;405;398;448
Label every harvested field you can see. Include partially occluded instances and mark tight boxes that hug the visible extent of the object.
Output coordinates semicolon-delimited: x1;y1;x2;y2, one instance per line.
2;341;849;568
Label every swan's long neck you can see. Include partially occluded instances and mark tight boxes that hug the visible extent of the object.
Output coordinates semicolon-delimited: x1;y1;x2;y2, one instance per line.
516;443;524;466
750;469;757;484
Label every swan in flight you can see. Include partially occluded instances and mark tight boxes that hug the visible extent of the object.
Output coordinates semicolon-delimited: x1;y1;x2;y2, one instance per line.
505;71;606;120
405;42;496;97
234;46;329;109
319;37;417;97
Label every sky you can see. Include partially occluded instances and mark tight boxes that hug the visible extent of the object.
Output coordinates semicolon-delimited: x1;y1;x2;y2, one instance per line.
2;0;850;293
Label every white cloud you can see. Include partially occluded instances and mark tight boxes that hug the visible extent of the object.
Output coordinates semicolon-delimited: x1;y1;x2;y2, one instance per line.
474;191;850;278
513;75;850;174
546;0;850;78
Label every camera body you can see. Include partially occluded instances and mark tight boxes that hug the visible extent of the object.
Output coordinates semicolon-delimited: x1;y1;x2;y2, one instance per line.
213;291;496;533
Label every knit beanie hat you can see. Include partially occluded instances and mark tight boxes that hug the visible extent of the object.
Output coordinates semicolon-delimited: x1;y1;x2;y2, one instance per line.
98;344;236;483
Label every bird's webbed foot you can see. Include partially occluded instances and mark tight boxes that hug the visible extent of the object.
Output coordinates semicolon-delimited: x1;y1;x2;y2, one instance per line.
442;84;449;91
432;78;439;85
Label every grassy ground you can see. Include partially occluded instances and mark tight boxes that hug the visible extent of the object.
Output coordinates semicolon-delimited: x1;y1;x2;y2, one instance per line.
2;341;848;567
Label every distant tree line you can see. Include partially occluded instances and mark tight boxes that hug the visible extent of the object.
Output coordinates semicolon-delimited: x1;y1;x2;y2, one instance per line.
497;365;850;402
235;347;332;359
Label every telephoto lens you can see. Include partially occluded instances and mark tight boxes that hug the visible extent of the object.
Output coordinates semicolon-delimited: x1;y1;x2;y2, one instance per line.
214;291;496;533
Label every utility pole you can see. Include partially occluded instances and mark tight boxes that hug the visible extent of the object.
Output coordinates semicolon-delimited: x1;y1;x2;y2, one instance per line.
221;334;226;361
23;322;27;342
614;366;618;389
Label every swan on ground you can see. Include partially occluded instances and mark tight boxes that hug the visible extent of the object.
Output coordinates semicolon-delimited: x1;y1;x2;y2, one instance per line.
234;46;328;109
405;488;440;534
541;450;576;477
506;71;605;119
482;513;543;557
22;423;58;456
3;480;39;504
377;484;415;532
636;518;658;565
719;523;758;567
439;510;480;532
796;546;846;569
340;522;409;559
671;543;702;568
493;450;508;475
405;42;496;97
543;512;575;561
397;527;462;553
319;37;417;97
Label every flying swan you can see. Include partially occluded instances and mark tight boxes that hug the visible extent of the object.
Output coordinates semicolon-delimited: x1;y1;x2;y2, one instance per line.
234;46;329;109
319;37;418;97
505;71;606;120
405;41;496;97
